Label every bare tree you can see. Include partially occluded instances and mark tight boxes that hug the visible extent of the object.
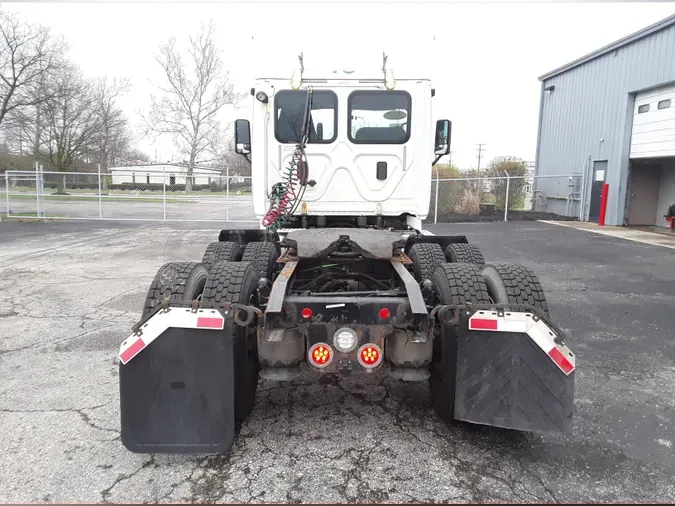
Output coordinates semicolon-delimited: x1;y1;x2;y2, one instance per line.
88;77;132;188
1;84;48;159
214;136;251;177
39;66;102;191
0;8;66;128
143;21;241;191
118;148;151;165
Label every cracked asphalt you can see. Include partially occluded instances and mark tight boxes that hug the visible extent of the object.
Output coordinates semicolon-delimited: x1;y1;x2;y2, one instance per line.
1;219;674;503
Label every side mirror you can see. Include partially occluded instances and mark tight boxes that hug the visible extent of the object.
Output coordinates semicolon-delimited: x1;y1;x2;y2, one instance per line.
434;119;451;156
235;119;251;155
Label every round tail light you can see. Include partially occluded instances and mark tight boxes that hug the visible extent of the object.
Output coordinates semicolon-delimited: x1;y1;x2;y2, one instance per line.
308;342;333;368
333;327;358;353
357;343;383;369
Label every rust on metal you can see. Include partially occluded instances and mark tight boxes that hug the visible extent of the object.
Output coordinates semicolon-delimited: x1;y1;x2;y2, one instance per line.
266;261;298;313
277;250;300;263
390;252;413;264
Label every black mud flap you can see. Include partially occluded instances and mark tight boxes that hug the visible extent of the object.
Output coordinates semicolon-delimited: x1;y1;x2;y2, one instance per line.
452;308;574;434
119;319;235;454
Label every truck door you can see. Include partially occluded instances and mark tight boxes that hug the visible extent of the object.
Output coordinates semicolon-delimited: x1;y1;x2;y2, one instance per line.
268;87;417;215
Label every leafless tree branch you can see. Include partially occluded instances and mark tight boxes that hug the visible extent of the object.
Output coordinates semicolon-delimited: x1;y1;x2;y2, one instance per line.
0;8;67;128
141;20;244;190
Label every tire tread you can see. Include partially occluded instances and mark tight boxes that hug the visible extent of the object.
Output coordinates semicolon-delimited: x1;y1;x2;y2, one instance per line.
201;241;242;270
433;263;491;304
485;263;548;313
202;262;252;304
409;243;447;282
241;241;278;279
201;261;259;424
445;243;485;265
142;261;203;315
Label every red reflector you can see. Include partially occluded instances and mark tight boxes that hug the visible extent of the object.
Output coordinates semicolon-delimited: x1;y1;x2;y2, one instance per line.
379;308;391;319
196;317;223;329
470;318;498;330
301;307;313;319
120;338;145;364
548;347;575;374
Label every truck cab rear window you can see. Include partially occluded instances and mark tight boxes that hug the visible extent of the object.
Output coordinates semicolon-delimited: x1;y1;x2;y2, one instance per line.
274;90;337;144
348;91;411;144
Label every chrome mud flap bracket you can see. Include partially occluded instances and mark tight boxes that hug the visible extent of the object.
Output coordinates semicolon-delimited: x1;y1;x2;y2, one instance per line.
441;305;575;435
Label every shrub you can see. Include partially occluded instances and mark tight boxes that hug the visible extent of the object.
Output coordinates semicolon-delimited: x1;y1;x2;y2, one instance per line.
454;188;481;215
485;156;529;210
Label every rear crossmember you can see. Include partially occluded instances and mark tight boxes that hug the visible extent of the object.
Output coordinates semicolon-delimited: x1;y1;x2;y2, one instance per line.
262;259;431;342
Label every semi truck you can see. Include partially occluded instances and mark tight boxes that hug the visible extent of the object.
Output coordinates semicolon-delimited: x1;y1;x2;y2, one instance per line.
118;55;575;454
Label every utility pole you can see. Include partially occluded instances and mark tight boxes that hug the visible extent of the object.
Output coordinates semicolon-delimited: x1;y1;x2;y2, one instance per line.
476;143;486;174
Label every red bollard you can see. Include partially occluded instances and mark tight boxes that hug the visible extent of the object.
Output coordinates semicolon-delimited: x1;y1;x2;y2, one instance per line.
598;183;609;226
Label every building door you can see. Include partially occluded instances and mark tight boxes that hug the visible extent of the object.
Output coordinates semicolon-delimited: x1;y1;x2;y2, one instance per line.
630;84;675;159
588;161;607;222
627;163;661;225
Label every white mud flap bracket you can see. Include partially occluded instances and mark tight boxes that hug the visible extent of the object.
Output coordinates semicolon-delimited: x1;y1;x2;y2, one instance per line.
468;310;575;375
119;308;227;365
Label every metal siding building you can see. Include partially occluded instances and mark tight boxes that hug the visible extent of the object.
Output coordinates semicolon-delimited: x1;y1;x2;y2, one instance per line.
535;14;675;226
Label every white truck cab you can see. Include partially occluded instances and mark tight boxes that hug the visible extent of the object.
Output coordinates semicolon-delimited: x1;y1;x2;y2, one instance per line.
234;59;451;232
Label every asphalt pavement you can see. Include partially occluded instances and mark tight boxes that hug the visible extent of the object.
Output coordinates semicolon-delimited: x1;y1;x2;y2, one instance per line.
0;220;674;503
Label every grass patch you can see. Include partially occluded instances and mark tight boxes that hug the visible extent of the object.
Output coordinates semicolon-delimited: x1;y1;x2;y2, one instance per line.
7;194;194;204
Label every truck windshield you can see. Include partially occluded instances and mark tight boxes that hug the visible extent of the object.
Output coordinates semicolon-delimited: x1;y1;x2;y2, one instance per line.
274;90;337;144
348;91;411;144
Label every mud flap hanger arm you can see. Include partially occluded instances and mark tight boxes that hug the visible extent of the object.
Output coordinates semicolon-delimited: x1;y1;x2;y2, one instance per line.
430;303;567;346
131;300;262;335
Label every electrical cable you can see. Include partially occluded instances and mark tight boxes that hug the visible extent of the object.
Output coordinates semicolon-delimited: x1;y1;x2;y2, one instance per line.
261;89;313;230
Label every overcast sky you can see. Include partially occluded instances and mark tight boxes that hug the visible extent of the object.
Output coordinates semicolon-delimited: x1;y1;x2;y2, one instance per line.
6;1;675;169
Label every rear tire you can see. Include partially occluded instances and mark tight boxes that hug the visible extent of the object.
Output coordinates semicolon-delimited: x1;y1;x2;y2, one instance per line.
481;264;549;315
445;243;485;265
429;263;490;423
241;241;279;280
142;262;208;317
201;261;260;424
201;241;243;271
409;243;446;282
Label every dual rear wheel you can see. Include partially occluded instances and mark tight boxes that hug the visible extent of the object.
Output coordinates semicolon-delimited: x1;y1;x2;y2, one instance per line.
142;239;547;426
428;260;549;424
408;242;485;284
140;240;279;424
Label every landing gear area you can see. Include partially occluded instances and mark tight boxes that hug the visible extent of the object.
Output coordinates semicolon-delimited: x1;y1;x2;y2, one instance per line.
119;228;575;454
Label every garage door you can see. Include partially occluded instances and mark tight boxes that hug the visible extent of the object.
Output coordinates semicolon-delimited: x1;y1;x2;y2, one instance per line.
630;84;675;159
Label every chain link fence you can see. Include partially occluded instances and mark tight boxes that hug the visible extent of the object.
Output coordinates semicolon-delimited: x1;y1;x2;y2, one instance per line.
4;169;257;223
429;174;583;224
4;168;583;225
